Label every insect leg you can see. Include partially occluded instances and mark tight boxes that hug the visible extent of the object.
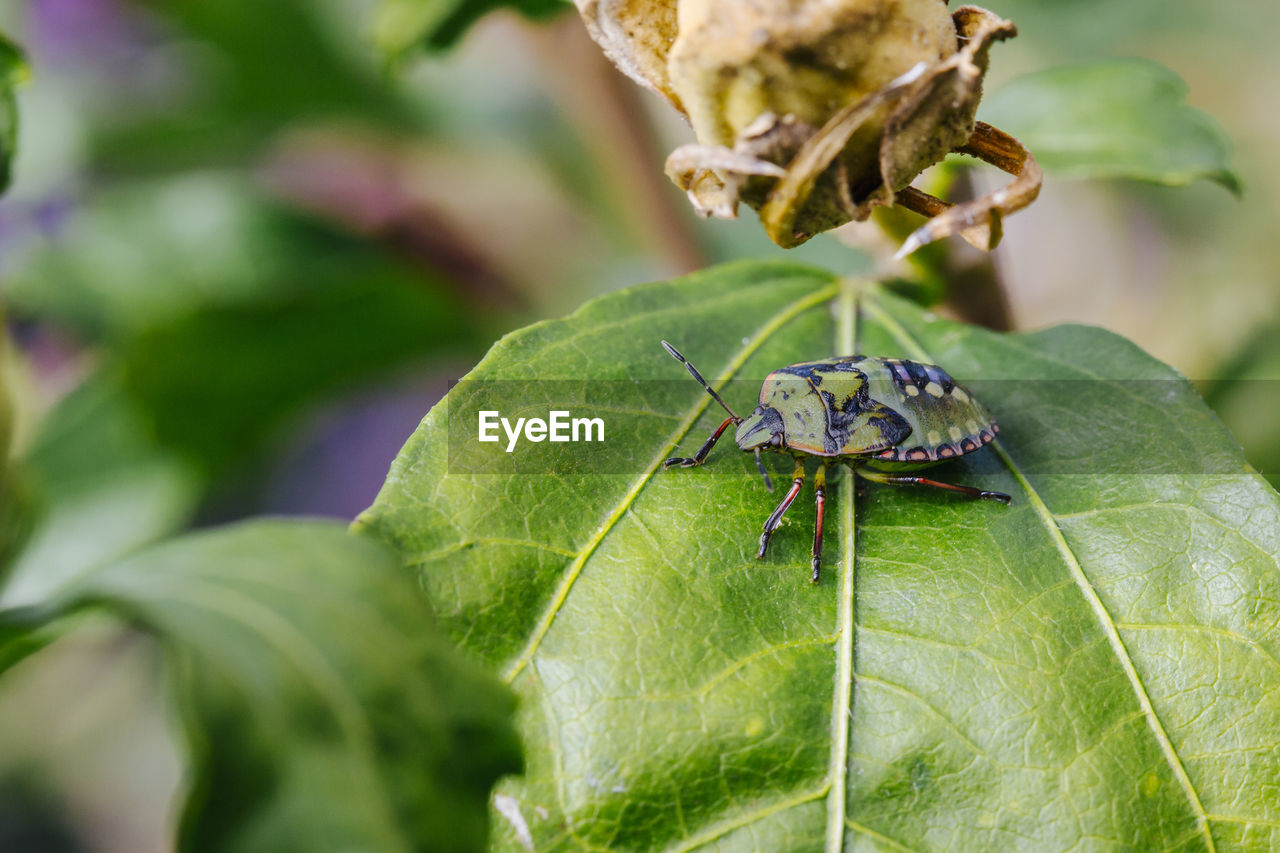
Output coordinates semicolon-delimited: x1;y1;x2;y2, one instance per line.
757;458;806;559
859;469;1011;505
664;416;736;468
753;449;774;492
810;464;828;584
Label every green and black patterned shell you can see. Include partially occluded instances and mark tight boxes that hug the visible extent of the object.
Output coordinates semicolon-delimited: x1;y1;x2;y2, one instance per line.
750;356;998;463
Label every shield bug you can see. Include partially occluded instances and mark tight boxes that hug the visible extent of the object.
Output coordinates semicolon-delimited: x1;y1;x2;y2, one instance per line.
662;341;1010;583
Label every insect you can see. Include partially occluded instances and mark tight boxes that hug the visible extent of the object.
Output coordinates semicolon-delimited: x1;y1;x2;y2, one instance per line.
662;341;1010;583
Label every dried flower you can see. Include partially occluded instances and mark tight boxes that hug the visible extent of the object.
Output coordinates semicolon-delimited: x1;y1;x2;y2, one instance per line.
575;0;1041;254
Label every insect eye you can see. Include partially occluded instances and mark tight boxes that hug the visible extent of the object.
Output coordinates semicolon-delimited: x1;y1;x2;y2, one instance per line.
753;405;765;415
771;434;783;447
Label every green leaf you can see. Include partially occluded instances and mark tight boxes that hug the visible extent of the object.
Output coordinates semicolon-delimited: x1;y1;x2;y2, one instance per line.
0;323;32;573
1201;322;1280;491
0;520;521;852
115;268;480;476
2;177;309;338
374;0;569;58
1;375;203;606
3;177;488;478
980;58;1241;193
358;260;1280;850
95;1;415;169
0;31;25;193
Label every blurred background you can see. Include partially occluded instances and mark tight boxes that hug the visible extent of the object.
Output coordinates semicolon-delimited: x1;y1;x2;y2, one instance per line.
0;0;1276;849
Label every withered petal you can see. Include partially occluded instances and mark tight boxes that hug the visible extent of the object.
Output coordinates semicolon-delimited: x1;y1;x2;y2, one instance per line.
574;0;684;113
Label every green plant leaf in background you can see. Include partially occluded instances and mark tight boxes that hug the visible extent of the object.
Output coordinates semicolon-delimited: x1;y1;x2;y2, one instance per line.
114;266;479;478
0;375;203;607
0;30;24;193
2;178;489;482
90;0;415;171
358;260;1280;850
0;323;32;575
374;0;570;58
1201;323;1280;491
0;520;521;853
981;58;1241;193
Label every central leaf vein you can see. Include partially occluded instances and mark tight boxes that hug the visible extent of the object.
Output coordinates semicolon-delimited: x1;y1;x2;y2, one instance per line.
825;279;860;852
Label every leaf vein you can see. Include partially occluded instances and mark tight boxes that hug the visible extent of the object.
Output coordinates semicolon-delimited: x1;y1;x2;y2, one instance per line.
1206;814;1280;829
642;635;840;701
844;819;920;852
666;785;829;852
826;279;859;853
409;538;579;564
855;672;994;762
1118;622;1280;674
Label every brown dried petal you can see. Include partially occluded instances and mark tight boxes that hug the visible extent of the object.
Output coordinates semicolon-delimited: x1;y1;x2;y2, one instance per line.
758;7;1017;247
877;7;1017;199
573;0;684;112
578;0;1039;253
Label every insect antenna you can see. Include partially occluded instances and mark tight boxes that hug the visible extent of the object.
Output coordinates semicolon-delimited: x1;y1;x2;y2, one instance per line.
754;449;774;492
661;341;741;421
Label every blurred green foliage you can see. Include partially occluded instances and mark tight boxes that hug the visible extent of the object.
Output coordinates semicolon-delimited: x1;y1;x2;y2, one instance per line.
980;58;1240;192
0;315;32;575
8;177;482;478
0;3;538;848
1;520;522;853
95;0;420;170
2;376;202;608
0;31;23;192
1201;333;1280;490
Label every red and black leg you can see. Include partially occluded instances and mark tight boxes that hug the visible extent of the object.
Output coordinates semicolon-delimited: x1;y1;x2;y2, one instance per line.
664;416;736;468
811;464;828;583
758;459;805;559
860;469;1011;505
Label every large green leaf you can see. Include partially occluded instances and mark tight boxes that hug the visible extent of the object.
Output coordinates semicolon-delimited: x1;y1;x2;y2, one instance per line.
358;260;1280;850
981;58;1240;192
0;520;521;852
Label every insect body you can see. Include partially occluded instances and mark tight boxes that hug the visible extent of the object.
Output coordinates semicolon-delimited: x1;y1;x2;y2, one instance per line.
662;341;1010;583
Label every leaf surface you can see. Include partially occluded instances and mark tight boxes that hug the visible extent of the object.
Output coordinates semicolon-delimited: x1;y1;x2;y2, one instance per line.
0;520;521;852
980;58;1240;193
358;260;1280;850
